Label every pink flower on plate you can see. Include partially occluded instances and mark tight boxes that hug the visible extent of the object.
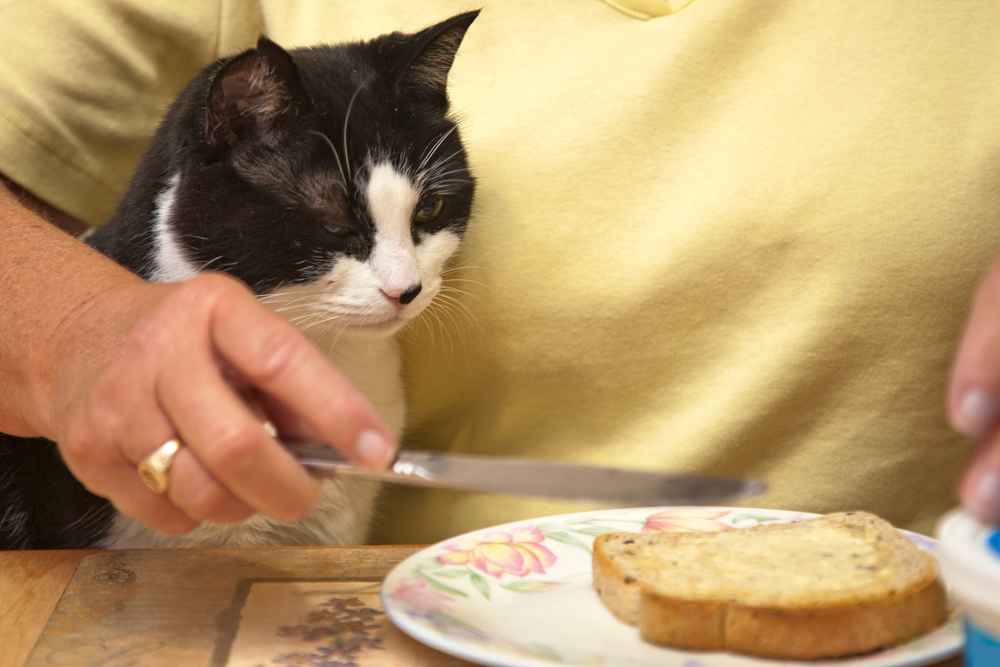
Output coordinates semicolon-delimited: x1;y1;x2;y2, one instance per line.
390;577;452;611
642;508;732;533
436;526;557;579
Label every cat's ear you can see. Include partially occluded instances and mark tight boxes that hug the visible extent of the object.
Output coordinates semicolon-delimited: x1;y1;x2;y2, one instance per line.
394;10;479;100
205;37;311;147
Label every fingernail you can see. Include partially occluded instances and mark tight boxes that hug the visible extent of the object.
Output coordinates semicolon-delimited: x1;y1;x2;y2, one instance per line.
356;430;394;468
967;470;1000;521
957;390;1000;439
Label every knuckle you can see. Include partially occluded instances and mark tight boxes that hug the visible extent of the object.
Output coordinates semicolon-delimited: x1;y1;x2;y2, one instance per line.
59;421;91;463
187;272;243;302
115;501;196;536
86;393;125;438
60;416;115;470
251;328;306;385
217;503;256;523
126;313;172;356
204;424;261;471
341;401;375;429
88;370;118;406
320;397;373;438
277;497;314;523
184;484;232;521
157;516;199;536
292;487;322;520
281;480;321;521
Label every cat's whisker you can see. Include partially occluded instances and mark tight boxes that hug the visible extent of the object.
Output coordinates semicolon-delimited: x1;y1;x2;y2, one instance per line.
327;322;351;354
441;264;483;276
290;316;333;332
425;166;469;180
265;294;327;312
437;297;481;330
196;255;226;272
261;289;322;302
342;82;365;183
414;309;432;346
439;302;464;357
430;294;460;326
289;309;332;324
307;130;349;194
439;286;479;301
424;298;460;355
298;315;339;332
424;171;471;185
441;292;474;312
418;125;458;175
327;302;376;352
429;177;474;185
422;302;447;350
423;149;464;176
425;181;474;194
431;304;454;353
442;277;488;289
434;291;480;332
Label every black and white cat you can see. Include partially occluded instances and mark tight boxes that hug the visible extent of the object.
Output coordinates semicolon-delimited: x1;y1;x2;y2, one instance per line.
0;11;478;549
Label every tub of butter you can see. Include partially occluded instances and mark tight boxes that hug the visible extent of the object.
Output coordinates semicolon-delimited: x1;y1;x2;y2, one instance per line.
937;510;1000;665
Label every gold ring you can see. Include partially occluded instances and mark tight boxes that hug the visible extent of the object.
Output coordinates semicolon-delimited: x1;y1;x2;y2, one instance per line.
138;438;182;494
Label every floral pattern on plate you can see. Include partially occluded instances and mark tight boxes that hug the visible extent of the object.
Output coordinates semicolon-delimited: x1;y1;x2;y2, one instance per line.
382;507;963;667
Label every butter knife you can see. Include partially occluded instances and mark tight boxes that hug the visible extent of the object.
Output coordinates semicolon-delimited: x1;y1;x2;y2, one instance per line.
286;441;766;505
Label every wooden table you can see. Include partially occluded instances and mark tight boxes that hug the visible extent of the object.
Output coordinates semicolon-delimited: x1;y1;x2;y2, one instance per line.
0;547;964;667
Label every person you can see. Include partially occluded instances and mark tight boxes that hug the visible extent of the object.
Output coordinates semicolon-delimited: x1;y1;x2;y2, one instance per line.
1;0;998;545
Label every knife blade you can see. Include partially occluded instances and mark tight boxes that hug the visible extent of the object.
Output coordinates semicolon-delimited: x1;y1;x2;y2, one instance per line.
285;441;766;506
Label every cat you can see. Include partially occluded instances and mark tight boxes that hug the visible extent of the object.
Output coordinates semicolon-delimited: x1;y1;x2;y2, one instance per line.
0;11;478;549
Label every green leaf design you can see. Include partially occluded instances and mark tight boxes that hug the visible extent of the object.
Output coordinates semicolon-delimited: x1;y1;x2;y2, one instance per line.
500;580;562;593
417;570;468;598
429;568;471;579
515;642;564;661
543;530;592;553
468;571;491;600
728;512;784;527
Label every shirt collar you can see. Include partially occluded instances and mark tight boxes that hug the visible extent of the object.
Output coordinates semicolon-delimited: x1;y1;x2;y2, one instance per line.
602;0;696;19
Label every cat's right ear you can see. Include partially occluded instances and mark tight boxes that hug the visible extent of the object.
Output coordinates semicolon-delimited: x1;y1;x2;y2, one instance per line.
204;37;311;148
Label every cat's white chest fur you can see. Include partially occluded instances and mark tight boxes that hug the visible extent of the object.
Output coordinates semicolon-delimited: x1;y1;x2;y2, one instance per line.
321;334;407;435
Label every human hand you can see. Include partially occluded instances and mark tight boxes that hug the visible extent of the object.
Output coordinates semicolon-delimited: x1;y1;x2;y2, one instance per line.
948;259;1000;524
35;272;396;535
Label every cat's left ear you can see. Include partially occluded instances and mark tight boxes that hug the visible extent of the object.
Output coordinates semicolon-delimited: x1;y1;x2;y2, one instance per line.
394;10;480;102
205;37;311;147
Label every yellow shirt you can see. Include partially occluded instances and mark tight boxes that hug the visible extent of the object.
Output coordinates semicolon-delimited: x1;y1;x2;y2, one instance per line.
1;0;995;539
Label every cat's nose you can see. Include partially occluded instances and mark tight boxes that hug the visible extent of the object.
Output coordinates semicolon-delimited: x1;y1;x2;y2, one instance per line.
382;283;422;306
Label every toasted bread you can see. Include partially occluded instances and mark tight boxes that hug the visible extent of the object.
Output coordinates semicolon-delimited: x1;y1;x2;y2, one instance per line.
592;511;948;659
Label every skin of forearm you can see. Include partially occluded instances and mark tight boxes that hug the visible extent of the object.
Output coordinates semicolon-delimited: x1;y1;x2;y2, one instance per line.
0;178;142;438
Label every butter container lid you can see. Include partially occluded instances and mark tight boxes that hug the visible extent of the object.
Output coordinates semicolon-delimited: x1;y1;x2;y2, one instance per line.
937;510;1000;632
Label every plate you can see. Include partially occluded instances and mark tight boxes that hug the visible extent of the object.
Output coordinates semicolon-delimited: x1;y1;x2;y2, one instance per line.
381;507;963;667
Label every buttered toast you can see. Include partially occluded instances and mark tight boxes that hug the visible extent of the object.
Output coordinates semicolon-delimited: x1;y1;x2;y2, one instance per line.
592;512;948;659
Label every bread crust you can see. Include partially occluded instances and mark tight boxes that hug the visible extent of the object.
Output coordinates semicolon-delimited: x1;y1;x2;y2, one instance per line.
592;533;644;624
592;512;950;659
639;574;947;659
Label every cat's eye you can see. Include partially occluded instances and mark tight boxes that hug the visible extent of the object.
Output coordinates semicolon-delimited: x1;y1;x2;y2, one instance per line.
414;195;445;224
323;223;354;239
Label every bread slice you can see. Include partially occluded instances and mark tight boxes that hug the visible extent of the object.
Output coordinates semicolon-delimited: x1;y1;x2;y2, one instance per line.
592;511;948;659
